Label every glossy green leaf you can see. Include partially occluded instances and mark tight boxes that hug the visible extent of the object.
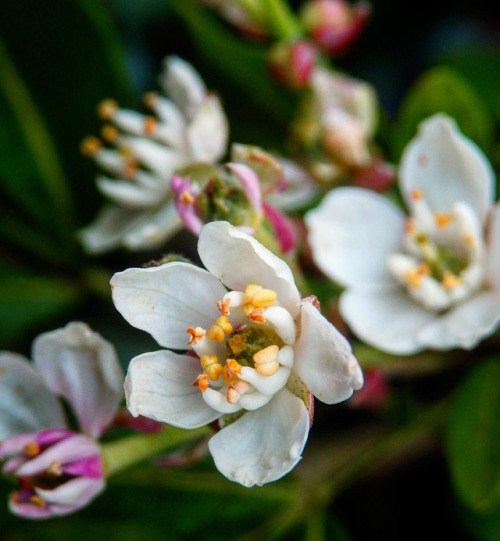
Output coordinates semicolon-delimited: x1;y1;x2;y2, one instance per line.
446;358;500;513
391;66;495;160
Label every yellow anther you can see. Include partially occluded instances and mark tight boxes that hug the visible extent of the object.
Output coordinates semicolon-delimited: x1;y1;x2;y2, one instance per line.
186;327;206;346
200;355;223;381
144;116;157;135
101;124;119;144
434;212;454;229
30;494;46;507
442;272;461;289
143;92;158;109
217;298;231;316
224;359;242;385
248;309;266;323
226;386;241;404
463;234;475;247
228;334;247;356
23;442;41;458
245;284;277;309
253;345;280;377
98;99;118;120
208;316;233;342
80;136;102;157
47;461;63;476
404;264;429;288
193;373;209;391
122;158;138;178
179;191;195;205
410;188;424;201
404;219;415;235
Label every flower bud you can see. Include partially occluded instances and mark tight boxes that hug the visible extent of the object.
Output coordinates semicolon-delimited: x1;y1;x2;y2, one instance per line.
267;40;318;90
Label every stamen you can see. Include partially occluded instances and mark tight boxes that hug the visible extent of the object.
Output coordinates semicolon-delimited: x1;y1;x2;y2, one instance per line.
47;461;63;476
101;125;119;144
200;354;223;380
208;316;233;342
404;219;415;235
246;285;277;308
248;309;266;323
80;136;102;157
434;212;454;228
253;345;280;376
410;188;423;201
463;234;475;247
441;272;461;289
404;263;429;288
179;190;195;205
217;298;231;315
122;157;138;178
98;99;118;120
193;374;209;391
144;116;157;135
23;442;40;458
143;92;158;109
224;359;242;385
29;494;46;507
186;327;206;346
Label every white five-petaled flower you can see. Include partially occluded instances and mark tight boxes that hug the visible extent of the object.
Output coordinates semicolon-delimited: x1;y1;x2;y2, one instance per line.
79;55;229;254
111;221;363;487
306;114;500;354
0;322;124;518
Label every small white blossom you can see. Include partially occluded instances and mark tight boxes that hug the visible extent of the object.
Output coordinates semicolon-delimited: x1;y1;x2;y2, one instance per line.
306;114;500;354
79;56;229;254
111;221;363;487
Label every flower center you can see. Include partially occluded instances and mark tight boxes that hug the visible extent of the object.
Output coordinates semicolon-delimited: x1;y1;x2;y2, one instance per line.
186;284;296;414
387;190;485;311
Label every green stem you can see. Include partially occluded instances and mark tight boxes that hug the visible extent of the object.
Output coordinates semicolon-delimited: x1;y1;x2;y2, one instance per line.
101;426;211;477
261;0;303;40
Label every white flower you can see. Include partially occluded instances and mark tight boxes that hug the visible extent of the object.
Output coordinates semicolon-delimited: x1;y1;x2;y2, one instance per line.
79;56;229;254
111;221;363;487
306;114;500;354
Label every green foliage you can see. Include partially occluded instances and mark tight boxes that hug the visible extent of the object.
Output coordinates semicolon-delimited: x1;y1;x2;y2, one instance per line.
446;357;500;514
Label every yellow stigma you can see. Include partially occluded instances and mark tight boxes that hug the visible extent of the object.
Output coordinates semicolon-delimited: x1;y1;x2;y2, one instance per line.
253;345;280;376
200;354;223;381
186;326;206;346
208;316;233;342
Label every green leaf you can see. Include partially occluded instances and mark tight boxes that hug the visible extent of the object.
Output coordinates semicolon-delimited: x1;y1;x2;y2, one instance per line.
391;66;495;160
446;358;500;513
0;266;82;346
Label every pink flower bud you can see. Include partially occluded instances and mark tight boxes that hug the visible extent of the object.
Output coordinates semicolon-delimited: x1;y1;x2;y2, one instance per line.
0;429;104;519
267;40;318;90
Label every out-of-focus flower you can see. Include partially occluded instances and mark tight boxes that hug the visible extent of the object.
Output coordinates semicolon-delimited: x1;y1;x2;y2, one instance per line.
306;114;500;354
291;65;392;186
111;221;363;487
300;0;371;56
201;0;270;39
267;40;318;90
171;144;304;253
79;56;229;254
0;323;124;518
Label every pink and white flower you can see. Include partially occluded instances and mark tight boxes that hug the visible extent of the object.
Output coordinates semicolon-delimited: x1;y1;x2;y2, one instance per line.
111;221;363;487
79;56;229;254
0;322;124;518
306;114;500;354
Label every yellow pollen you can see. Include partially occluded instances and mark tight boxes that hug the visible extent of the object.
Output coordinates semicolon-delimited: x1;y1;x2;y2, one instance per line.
253;345;280;377
193;374;209;391
186;327;206;346
410;188;424;201
144;116;157;135
248;309;266;323
217;298;231;316
80;136;102;157
228;334;247;355
24;442;41;458
404;264;429;288
101;124;119;143
200;354;223;380
434;212;454;228
47;461;63;476
179;190;195;205
404;219;415;235
441;272;461;289
208;316;233;342
30;494;46;508
98;99;118;120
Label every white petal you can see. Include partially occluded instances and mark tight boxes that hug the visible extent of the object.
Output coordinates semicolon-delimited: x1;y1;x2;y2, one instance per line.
305;187;405;288
36;476;104;508
111;262;227;350
121;202;183;251
239;366;291;395
198;221;301;317
96;176;166;209
161;56;206;119
125;350;220;428
263;306;296;345
33;322;124;439
417;290;500;350
201;388;242;414
487;203;500;290
208;388;309;486
0;353;66;439
340;288;436;355
119;136;182;177
293;301;363;404
187;95;228;162
400;114;495;222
